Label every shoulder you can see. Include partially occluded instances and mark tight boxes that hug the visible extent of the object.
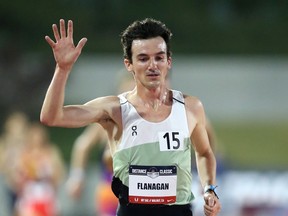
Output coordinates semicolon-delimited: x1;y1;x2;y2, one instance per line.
183;94;206;118
171;90;204;113
86;95;121;106
183;94;204;109
171;90;202;106
85;95;122;114
84;95;122;123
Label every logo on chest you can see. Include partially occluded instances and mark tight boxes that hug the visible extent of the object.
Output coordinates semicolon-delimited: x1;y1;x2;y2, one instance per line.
131;125;137;136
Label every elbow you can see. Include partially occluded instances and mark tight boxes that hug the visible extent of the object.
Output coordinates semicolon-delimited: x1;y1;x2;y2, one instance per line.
196;148;215;161
40;113;57;127
40;115;53;126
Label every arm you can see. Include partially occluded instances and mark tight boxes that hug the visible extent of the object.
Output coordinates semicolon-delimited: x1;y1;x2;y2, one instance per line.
71;124;107;169
66;123;107;199
49;144;66;187
205;117;218;152
187;97;221;216
191;104;216;188
40;19;93;127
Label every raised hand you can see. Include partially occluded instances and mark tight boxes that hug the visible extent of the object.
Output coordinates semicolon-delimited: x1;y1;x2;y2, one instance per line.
45;19;87;71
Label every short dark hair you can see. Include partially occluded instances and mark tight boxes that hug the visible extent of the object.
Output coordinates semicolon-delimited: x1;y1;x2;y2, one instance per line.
120;18;173;63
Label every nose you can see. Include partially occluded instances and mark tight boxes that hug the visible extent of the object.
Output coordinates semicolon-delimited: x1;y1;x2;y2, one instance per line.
148;58;157;70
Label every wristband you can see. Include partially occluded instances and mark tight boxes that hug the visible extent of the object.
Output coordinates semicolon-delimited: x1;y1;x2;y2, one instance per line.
204;184;219;199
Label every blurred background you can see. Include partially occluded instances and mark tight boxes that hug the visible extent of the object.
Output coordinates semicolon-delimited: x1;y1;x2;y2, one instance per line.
0;0;287;216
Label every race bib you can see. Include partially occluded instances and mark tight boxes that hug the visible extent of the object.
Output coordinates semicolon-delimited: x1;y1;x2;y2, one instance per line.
158;131;185;151
129;165;177;204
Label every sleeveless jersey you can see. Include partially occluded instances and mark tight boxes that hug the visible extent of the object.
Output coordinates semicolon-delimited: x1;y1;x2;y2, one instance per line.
113;90;194;205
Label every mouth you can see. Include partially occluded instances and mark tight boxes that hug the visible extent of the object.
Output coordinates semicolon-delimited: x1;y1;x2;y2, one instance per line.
147;74;159;77
146;71;160;77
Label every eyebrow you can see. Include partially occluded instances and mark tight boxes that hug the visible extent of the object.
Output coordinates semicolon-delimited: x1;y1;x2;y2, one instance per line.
136;51;166;57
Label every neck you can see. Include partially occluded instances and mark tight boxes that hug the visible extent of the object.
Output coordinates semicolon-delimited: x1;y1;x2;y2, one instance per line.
140;88;169;111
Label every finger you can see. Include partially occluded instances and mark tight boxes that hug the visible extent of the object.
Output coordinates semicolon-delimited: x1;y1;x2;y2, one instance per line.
67;20;73;39
204;207;212;216
204;192;217;207
52;24;60;41
204;202;214;215
59;19;66;38
208;196;214;207
45;36;55;47
76;38;88;51
214;199;221;213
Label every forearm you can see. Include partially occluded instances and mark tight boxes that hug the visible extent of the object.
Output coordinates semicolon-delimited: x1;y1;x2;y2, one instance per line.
196;150;217;188
70;124;104;169
68;137;92;186
40;65;70;126
71;139;90;170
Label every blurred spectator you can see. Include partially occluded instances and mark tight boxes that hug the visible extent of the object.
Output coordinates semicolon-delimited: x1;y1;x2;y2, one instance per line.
13;122;66;216
0;111;30;216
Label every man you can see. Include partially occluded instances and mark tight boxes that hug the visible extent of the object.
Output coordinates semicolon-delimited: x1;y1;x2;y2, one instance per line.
41;18;221;216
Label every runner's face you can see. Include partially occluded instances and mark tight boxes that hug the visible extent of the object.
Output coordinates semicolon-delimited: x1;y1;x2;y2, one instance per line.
125;37;171;90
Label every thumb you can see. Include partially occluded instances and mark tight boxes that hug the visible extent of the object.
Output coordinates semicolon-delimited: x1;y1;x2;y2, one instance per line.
76;37;88;51
204;193;215;207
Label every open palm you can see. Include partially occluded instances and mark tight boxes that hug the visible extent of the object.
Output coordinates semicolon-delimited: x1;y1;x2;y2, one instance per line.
45;19;87;71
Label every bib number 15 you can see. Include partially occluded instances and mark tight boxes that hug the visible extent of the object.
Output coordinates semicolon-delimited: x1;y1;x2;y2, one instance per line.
158;131;185;151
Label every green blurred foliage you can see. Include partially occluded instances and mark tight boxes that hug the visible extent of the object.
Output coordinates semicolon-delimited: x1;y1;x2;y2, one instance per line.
47;127;104;164
1;0;288;55
214;120;288;170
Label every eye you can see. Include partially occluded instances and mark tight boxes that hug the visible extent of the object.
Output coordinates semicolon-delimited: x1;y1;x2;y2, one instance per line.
155;55;165;61
138;57;148;62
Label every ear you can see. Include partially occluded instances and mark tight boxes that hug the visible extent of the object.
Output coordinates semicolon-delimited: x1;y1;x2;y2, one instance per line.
124;59;133;72
167;56;172;70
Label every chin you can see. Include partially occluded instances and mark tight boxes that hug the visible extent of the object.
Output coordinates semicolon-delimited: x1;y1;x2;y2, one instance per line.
146;82;161;89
